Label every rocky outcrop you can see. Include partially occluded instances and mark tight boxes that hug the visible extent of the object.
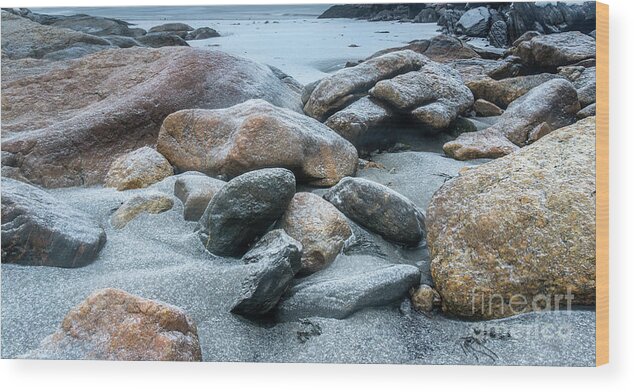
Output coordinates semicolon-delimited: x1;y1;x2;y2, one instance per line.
277;264;421;320
197;168;296;257
231;230;303;316
323;177;426;246
466;73;564;108
515;31;596;69
174;172;226;221
428;117;597;319
26;288;202;360
1;11;112;60
104;147;173;191
1;47;303;188
444;79;580;160
1;177;106;268
277;192;352;275
110;192;174;229
157;99;357;186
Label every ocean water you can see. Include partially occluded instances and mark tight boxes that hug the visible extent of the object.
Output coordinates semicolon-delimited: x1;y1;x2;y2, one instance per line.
30;5;443;84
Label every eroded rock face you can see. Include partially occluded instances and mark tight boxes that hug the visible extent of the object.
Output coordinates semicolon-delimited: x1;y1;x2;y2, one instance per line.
1;11;111;60
323;177;426;246
1;47;303;188
277;264;421;320
197;168;296;257
174;172;226;221
110;192;174;229
428;117;596;319
1;177;106;268
370;62;473;130
157;99;358;186
515;31;596;69
444;79;580;160
304;50;426;121
277;192;352;275
26;288;202;361
466;73;564;108
231;230;303;316
104;147;173;191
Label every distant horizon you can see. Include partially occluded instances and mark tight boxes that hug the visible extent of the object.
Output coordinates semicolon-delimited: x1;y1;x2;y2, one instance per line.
30;4;333;21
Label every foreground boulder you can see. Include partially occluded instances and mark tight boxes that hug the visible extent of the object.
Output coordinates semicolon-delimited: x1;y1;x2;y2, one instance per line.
1;11;111;60
1;177;106;267
277;192;352;275
1;47;303;188
304;50;426;121
444;79;580;160
104;147;173;191
174;172;226;221
466;73;563;108
323;177;426;246
110;192;174;229
277;264;421;320
157;99;358;186
26;288;202;361
428;117;596;319
197;168;296;257
515;31;596;69
231;230;302;316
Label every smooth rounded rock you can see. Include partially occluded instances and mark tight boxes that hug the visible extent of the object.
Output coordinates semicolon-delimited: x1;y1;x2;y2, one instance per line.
104;147;174;191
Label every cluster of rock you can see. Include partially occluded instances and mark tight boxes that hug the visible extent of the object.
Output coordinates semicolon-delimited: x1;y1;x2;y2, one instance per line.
1;8;220;60
318;2;596;49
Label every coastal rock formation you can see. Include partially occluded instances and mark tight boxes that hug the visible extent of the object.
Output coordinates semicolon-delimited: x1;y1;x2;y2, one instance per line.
466;73;564;108
104;147;174;191
428;117;597;319
1;47;303;188
231;230;303;316
277;264;421;320
157;99;357;186
515;31;596;69
277;192;352;275
323;177;426;246
1;177;106;268
444;79;580;160
174;172;226;221
197;168;296;257
110;192;174;229
26;288;202;361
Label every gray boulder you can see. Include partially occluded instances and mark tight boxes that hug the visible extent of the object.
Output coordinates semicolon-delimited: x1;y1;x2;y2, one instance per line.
323;177;426;246
324;96;393;146
487;20;508;48
47;14;138;37
559;66;596;108
149;23;194;36
1;177;106;267
515;31;596;68
197;168;296;257
277;264;421;320
231;230;303;316
174;172;226;221
456;6;491;37
466;73;564;108
136;32;189;48
186;27;220;40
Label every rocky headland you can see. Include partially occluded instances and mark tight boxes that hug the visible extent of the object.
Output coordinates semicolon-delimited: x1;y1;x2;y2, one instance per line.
1;5;596;365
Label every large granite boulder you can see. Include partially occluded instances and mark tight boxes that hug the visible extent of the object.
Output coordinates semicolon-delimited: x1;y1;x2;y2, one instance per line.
1;11;111;60
110;192;174;229
428;117;597;319
444;79;580;160
277;192;352;275
26;288;202;360
104;147;173;191
197;168;296;257
1;177;106;268
515;31;596;69
1;47;303;188
466;73;564;108
304;50;426;121
157;99;358;186
231;230;303;316
277;264;421;320
323;177;426;246
456;6;491;37
174;172;226;221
